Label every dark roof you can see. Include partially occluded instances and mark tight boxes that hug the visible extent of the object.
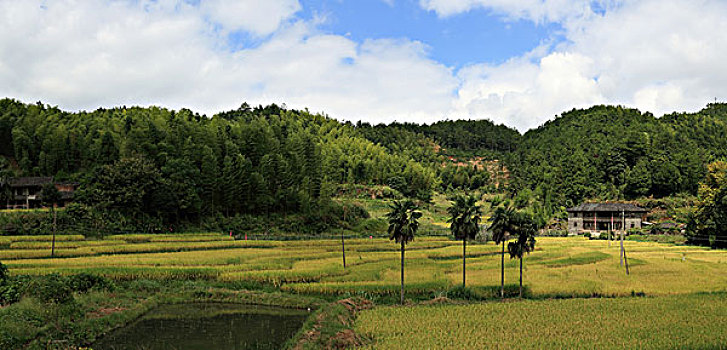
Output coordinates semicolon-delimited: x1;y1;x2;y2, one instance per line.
7;177;53;187
567;202;647;213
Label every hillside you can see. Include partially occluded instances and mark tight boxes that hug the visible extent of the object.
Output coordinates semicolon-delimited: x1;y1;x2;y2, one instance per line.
509;104;727;208
2;98;727;234
0;99;436;233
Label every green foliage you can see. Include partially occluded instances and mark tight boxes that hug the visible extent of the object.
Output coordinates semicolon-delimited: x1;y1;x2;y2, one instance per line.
507;210;540;260
489;205;516;244
509;105;726;206
41;183;62;206
67;273;114;293
358;119;520;154
27;274;74;304
686;161;727;248
385;200;422;245
447;195;482;241
0;99;435;234
0;261;6;283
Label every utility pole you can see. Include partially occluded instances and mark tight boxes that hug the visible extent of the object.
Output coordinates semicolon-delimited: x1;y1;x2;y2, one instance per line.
620;210;625;267
341;203;347;269
51;203;57;258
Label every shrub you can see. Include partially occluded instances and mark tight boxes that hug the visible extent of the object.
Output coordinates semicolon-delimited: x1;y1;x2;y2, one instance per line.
0;281;22;305
0;261;7;283
583;232;591;238
67;273;114;293
27;274;74;304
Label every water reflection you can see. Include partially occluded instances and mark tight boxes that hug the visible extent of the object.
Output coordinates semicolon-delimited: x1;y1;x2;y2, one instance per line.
93;303;309;350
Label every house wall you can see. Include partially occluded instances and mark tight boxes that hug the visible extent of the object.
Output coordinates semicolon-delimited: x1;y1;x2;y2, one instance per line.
568;217;584;234
567;213;643;234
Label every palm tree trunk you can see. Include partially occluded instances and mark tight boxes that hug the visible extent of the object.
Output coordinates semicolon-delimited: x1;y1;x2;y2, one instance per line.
400;240;405;305
462;238;466;287
500;240;505;299
519;256;523;298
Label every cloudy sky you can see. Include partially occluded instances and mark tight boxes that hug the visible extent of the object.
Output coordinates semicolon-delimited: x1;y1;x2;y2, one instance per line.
1;0;726;131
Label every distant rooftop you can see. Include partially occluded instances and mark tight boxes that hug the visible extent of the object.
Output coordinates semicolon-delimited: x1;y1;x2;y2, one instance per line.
7;177;53;187
567;202;647;213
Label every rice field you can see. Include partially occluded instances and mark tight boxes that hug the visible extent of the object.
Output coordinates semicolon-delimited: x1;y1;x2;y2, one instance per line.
354;293;727;349
2;234;726;298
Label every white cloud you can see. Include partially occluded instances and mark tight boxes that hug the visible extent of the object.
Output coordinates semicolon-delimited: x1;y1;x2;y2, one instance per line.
419;0;616;23
444;0;727;130
200;0;301;37
0;0;726;132
0;0;456;124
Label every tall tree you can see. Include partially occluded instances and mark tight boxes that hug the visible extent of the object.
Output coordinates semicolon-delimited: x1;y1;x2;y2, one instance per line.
385;199;422;305
507;211;539;297
447;195;482;287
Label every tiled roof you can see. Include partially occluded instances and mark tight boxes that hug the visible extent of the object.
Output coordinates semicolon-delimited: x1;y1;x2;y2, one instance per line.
7;177;53;187
567;202;647;213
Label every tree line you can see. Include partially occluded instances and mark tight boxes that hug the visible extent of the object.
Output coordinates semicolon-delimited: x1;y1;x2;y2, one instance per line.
0;99;435;232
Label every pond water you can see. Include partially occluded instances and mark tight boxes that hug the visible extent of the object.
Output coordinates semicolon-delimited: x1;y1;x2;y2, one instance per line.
92;303;310;350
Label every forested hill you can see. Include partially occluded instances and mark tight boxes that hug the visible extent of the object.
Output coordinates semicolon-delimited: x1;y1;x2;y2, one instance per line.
0;99;438;232
356;119;520;158
2;97;727;226
509;104;727;207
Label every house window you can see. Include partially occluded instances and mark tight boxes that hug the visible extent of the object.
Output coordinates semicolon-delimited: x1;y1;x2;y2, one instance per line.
631;223;635;229
574;222;577;228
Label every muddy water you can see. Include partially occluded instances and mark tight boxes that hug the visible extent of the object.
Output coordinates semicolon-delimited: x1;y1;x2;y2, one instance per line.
92;303;309;350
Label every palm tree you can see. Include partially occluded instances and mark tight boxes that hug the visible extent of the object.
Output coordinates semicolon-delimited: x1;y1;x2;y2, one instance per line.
507;211;539;298
385;199;421;305
489;205;515;298
447;195;482;287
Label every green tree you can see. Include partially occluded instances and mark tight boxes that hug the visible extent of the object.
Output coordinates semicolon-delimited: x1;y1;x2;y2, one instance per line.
0;158;12;207
385;199;422;304
507;211;539;297
78;156;165;228
447;194;482;287
489;205;515;298
686;161;727;248
98;131;119;165
625;159;652;197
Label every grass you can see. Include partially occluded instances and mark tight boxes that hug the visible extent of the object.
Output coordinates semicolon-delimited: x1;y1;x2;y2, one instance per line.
354;293;727;349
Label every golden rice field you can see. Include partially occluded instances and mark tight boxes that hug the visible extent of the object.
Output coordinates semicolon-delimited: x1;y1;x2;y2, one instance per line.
2;234;726;298
355;293;727;349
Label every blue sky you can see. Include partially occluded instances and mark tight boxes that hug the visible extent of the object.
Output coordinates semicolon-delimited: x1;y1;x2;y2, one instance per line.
295;0;561;68
1;0;725;131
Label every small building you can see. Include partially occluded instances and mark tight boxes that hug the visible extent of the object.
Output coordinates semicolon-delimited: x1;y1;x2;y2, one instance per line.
567;202;647;235
2;177;76;209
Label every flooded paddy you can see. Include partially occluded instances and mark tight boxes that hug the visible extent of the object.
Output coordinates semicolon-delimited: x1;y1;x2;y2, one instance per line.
93;303;309;350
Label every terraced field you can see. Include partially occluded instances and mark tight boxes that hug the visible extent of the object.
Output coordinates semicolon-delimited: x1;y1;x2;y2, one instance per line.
3;234;726;298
